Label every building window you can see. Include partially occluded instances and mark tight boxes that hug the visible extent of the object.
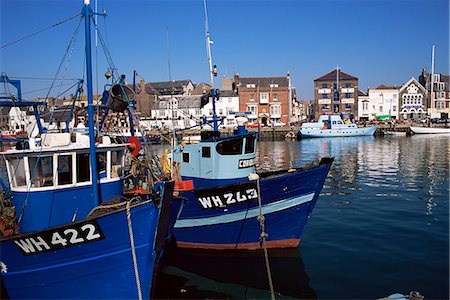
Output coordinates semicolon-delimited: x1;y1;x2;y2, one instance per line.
250;94;255;101
273;94;278;101
345;103;351;110
333;91;340;102
322;94;327;99
345;93;350;98
322;104;329;110
363;102;368;110
260;92;269;104
333;104;339;113
246;104;258;115
270;104;281;116
195;108;202;116
269;83;278;88
246;84;256;88
322;84;327;89
393;105;397;112
379;106;383;113
346;83;350;88
437;101;445;109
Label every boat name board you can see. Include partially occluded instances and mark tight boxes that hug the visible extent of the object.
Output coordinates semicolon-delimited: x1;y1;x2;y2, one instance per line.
238;157;256;169
195;181;258;209
12;221;105;255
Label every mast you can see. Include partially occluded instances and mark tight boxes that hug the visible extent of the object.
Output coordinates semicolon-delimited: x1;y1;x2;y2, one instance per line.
84;0;100;206
203;0;218;131
430;45;435;116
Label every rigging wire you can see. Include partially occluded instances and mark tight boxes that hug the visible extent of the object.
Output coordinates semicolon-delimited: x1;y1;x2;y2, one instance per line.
0;13;81;49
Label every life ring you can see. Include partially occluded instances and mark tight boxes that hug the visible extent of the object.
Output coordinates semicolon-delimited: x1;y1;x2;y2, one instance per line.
127;136;141;156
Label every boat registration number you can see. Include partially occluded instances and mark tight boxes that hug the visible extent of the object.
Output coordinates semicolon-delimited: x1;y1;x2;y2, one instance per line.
195;181;259;209
13;221;105;255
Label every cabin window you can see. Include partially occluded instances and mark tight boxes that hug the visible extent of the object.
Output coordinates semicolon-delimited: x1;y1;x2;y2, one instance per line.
182;152;190;163
29;156;53;187
96;152;107;179
111;150;123;178
8;158;26;187
57;155;73;185
77;153;90;183
245;136;256;154
202;147;211;158
216;138;243;155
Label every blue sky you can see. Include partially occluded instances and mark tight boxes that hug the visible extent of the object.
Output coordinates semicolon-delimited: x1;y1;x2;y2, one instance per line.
1;0;449;100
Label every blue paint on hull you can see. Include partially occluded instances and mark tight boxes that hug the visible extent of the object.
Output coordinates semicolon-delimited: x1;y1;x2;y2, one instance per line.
1;201;159;299
12;180;123;233
173;163;330;248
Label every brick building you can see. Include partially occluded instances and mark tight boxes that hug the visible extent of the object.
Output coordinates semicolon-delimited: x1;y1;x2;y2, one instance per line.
314;68;358;119
233;74;291;126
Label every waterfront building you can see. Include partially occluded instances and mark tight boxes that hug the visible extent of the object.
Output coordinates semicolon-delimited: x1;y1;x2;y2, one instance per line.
201;90;240;128
357;90;371;121
232;74;291;127
367;85;400;120
314;68;358;119
398;77;428;121
419;69;449;119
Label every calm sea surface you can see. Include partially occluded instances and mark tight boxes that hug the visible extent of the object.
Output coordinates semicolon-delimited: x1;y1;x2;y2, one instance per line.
154;135;449;299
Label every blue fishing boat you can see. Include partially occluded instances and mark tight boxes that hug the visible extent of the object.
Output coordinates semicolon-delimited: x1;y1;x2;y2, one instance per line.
168;1;333;250
171;110;333;250
0;1;178;299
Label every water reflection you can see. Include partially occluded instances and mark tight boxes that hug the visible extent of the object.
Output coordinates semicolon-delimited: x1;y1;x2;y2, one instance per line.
154;242;316;299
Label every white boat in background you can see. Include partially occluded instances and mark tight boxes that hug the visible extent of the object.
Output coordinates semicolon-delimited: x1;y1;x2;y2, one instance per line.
298;115;377;138
410;126;450;134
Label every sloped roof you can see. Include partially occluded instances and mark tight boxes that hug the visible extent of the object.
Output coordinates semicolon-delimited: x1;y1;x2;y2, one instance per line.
177;95;202;109
375;84;399;90
218;90;238;97
145;80;192;96
358;90;368;96
399;77;427;94
314;69;358;81
237;76;289;87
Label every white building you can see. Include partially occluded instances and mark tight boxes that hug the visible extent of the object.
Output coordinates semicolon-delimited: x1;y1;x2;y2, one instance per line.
369;85;400;119
202;90;240;128
398;77;428;121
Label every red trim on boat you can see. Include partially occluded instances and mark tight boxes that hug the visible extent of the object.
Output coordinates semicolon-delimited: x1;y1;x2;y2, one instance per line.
176;238;300;250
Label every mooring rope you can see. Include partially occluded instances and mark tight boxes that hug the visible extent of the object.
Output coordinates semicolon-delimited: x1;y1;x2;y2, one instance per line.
255;176;276;300
126;200;143;300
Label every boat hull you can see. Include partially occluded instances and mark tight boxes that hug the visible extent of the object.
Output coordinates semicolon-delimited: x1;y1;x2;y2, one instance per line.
410;126;450;134
298;126;377;138
1;200;160;299
173;159;333;250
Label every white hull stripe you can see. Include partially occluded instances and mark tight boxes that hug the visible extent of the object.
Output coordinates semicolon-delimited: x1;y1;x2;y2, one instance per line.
174;192;315;229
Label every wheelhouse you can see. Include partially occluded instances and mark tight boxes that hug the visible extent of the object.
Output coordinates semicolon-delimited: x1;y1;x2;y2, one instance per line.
4;145;125;191
175;133;257;187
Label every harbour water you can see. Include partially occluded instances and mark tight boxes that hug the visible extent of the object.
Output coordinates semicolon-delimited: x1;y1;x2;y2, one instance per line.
1;135;448;299
154;135;449;299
